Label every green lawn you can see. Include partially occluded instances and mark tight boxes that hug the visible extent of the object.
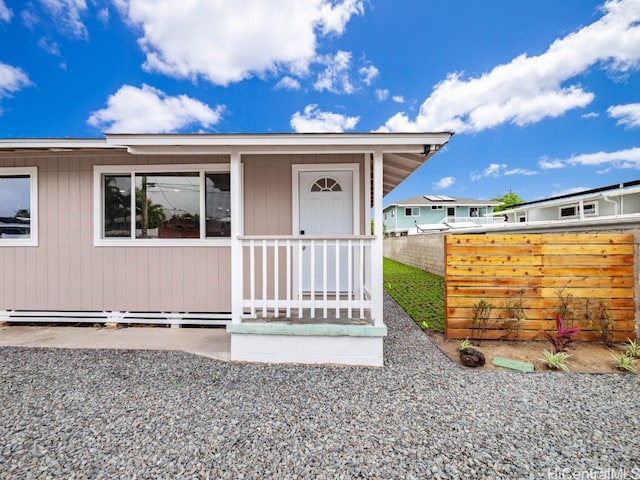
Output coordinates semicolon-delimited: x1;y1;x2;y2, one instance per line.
383;257;445;331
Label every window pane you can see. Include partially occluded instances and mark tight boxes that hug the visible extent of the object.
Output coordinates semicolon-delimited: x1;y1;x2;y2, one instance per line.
104;175;132;237
0;175;31;239
205;173;231;237
136;173;200;239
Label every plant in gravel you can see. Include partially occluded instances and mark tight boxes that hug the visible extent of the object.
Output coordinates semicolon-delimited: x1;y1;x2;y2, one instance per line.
471;300;494;346
459;338;472;350
539;350;572;372
622;339;640;358
589;300;615;347
544;314;580;353
611;352;637;374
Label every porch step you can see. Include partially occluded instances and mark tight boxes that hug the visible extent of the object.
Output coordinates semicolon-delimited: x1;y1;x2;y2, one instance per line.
227;321;386;337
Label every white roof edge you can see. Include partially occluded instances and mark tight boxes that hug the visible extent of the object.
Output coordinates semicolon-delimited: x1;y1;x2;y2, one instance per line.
0;138;113;149
105;132;453;148
499;185;640;213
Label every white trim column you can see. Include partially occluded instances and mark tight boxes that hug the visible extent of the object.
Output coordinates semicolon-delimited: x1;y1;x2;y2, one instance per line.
372;149;384;327
230;151;243;324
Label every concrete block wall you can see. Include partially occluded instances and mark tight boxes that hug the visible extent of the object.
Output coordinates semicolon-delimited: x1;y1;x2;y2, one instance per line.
383;233;445;276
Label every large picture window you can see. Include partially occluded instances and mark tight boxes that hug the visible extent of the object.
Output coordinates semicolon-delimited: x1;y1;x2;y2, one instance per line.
95;164;230;245
0;167;38;246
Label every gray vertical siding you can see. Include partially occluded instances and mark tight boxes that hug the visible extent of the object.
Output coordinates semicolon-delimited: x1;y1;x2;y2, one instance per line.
0;153;231;313
0;151;365;313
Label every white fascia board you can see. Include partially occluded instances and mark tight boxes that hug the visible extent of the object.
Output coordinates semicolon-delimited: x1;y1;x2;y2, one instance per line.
0;138;113;150
105;132;453;154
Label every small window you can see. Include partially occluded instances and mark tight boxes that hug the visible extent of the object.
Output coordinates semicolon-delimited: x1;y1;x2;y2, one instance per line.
470;207;479;217
517;213;526;223
447;207;455;216
404;207;419;217
559;205;578;218
431;205;443;210
311;177;342;192
391;210;395;217
95;165;230;245
0;167;38;246
582;202;597;216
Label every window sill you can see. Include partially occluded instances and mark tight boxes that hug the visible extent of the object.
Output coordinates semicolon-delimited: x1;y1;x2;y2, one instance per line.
94;238;231;247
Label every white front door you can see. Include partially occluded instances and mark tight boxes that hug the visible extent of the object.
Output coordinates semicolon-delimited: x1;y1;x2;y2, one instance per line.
298;170;354;292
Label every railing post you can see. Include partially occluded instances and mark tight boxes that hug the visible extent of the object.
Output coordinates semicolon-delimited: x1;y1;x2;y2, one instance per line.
230;151;243;324
372;150;384;326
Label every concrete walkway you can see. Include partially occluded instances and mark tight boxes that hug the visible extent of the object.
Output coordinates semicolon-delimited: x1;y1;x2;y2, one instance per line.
0;325;231;361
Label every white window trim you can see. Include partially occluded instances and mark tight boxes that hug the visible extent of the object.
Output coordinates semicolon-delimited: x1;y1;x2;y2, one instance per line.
558;202;598;219
404;207;420;217
0;166;38;247
291;163;360;236
93;163;230;247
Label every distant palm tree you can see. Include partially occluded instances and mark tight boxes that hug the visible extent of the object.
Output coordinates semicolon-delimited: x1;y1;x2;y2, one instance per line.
135;178;166;238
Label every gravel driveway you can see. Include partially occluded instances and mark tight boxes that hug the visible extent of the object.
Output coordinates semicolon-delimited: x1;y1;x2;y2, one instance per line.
1;295;639;479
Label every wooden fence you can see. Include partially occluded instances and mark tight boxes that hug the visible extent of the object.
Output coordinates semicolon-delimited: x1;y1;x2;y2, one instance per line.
445;233;636;341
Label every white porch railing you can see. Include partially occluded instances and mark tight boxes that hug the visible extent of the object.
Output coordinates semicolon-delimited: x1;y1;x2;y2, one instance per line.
239;235;374;321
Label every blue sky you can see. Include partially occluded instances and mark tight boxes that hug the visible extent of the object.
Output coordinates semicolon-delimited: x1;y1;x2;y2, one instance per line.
1;0;639;204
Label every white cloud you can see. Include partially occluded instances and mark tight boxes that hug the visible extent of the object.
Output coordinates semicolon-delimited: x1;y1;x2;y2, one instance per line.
375;89;389;101
38;37;61;56
471;163;507;181
276;76;301;90
358;65;378;86
97;7;109;25
290;104;359;132
539;147;640;171
504;168;538;176
538;157;566;169
392;95;404;104
581;111;599;119
40;0;89;38
0;62;32;99
0;0;13;22
379;0;640;133
434;176;456;189
608;103;640;128
115;0;363;86
566;147;640;169
87;84;224;133
314;50;355;94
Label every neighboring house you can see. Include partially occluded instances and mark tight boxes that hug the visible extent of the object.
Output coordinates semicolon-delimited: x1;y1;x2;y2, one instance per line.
500;179;640;224
0;132;452;366
383;195;501;235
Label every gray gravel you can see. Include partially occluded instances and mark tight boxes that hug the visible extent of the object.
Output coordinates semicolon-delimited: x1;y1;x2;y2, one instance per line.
1;295;639;479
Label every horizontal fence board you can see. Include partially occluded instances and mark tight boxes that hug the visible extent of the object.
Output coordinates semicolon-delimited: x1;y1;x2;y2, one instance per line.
539;287;634;299
445;233;637;341
541;265;634;277
447;254;542;266
540;275;634;288
447;234;541;245
446;245;540;256
537;233;634;244
541;255;634;266
541;244;634;255
447;265;544;277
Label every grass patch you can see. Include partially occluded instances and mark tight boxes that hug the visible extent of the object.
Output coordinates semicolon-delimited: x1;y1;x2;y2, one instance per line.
383;257;445;331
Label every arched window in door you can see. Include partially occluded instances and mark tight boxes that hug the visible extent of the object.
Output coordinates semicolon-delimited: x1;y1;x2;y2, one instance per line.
310;177;342;192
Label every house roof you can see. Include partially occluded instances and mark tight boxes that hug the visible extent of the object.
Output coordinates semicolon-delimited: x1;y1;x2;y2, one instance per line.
0;132;453;197
385;195;500;208
501;178;640;212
